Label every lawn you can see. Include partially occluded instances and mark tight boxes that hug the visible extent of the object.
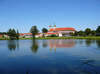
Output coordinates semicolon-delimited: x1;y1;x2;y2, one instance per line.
1;36;100;40
21;36;100;40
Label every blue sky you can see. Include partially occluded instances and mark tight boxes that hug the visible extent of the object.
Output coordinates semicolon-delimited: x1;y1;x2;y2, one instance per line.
0;0;100;33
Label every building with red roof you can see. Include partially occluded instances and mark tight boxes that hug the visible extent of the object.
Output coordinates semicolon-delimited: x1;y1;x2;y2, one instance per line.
19;26;76;38
0;34;3;38
19;33;42;38
49;27;75;32
46;27;76;37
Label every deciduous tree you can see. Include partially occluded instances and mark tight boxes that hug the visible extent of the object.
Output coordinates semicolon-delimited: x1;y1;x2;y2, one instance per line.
30;26;39;39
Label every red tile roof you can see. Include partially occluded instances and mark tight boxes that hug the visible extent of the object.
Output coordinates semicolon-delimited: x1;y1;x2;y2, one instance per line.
49;27;75;32
19;33;32;36
47;33;58;35
0;35;2;37
19;33;41;36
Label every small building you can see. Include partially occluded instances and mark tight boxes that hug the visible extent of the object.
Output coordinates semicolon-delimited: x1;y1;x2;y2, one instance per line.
19;33;42;38
46;27;76;37
19;33;32;38
0;34;9;38
0;34;2;38
45;32;58;37
96;33;100;36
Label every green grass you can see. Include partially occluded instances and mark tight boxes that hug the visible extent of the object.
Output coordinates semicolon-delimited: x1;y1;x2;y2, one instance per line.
1;36;100;40
0;38;8;40
20;36;100;40
36;36;100;40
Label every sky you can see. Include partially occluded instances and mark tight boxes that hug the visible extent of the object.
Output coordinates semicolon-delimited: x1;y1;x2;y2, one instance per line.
0;0;100;33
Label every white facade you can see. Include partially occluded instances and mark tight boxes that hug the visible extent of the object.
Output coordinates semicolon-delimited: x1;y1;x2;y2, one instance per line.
59;33;62;37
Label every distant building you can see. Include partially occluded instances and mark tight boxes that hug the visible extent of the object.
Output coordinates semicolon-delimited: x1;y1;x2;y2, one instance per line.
45;32;58;37
19;33;32;38
0;34;2;38
19;33;42;38
0;34;9;38
96;33;100;36
19;26;76;38
46;27;76;37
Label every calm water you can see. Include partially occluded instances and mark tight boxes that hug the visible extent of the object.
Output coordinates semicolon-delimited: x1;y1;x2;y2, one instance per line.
0;39;100;74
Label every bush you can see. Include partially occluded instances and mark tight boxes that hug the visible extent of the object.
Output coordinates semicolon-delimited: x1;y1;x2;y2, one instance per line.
48;34;58;37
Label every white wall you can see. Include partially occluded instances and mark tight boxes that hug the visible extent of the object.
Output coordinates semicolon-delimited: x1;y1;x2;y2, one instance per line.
59;33;63;37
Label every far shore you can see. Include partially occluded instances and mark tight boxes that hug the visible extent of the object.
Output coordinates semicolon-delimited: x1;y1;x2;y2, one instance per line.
1;36;100;40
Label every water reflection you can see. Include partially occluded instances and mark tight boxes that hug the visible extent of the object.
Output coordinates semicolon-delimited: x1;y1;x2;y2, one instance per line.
85;39;92;47
8;40;19;51
48;39;75;51
81;59;98;74
96;40;100;48
42;40;48;48
31;40;39;53
26;71;29;74
79;39;84;45
1;39;100;73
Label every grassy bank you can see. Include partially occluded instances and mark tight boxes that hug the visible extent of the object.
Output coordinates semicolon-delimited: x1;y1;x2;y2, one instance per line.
21;36;100;40
0;38;9;40
1;36;100;40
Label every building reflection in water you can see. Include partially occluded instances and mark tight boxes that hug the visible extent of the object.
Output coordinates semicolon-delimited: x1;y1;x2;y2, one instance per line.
30;40;39;53
48;39;75;52
8;40;19;51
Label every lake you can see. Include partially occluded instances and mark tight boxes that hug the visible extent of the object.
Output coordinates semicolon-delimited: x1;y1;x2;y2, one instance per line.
0;39;100;74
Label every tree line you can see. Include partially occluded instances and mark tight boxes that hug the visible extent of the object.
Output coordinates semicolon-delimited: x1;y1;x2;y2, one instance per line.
30;26;48;38
0;25;100;40
70;26;100;36
2;26;48;40
7;29;20;40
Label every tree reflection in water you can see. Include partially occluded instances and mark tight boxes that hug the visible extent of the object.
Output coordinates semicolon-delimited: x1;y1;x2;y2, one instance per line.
96;40;100;48
79;39;84;45
8;40;16;51
31;39;38;53
85;39;100;48
26;71;29;74
42;40;48;48
8;40;19;51
85;39;92;47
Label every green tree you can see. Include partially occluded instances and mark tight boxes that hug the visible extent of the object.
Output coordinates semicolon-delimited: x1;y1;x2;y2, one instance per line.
42;28;48;33
31;40;38;53
96;26;100;33
91;30;96;36
73;31;78;36
85;28;91;36
78;30;84;36
70;32;75;36
0;32;6;34
70;31;78;36
16;30;20;40
30;26;39;39
7;29;17;40
50;34;57;37
42;28;48;37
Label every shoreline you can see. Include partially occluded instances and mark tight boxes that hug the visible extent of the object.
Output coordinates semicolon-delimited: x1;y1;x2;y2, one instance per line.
0;36;100;40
